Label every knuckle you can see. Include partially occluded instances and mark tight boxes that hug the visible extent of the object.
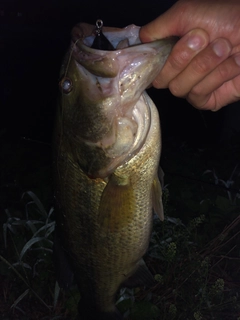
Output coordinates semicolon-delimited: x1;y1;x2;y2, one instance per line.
191;55;210;75
217;62;231;80
169;50;191;70
168;80;182;97
190;84;204;97
187;93;212;110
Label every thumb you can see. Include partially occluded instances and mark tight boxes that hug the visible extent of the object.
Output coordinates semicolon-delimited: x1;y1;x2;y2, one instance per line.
140;6;182;42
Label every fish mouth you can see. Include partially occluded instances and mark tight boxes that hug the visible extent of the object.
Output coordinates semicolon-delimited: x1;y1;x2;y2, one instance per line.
71;22;176;80
61;23;176;178
72;22;142;51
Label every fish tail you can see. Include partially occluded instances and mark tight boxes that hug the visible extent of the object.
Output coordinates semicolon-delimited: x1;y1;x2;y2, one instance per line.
77;300;123;320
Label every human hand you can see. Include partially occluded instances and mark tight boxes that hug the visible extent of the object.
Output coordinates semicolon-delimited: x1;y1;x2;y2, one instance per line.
140;0;240;111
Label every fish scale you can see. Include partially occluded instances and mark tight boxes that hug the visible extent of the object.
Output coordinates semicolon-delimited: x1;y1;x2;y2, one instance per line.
53;22;176;319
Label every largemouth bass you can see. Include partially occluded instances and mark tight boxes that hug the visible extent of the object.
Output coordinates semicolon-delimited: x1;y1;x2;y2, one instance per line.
53;21;176;320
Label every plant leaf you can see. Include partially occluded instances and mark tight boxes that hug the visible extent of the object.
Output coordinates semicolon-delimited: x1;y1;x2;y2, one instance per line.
22;191;48;218
19;237;46;261
11;289;30;309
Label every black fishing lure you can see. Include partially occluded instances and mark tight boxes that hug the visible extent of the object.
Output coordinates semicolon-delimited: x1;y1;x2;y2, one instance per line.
91;19;115;51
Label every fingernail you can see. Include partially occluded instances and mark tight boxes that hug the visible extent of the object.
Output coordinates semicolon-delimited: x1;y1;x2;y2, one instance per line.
212;39;231;57
187;35;205;51
234;53;240;66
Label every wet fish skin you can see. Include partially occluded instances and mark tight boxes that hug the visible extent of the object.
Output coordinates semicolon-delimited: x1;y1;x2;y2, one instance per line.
53;23;176;319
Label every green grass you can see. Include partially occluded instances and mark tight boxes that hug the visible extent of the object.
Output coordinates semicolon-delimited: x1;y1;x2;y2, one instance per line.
0;137;240;319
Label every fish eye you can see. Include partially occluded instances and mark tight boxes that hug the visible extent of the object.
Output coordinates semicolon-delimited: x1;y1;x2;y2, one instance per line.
59;77;73;93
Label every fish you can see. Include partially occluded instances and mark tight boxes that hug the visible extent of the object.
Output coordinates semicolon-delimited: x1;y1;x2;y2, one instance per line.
53;21;176;320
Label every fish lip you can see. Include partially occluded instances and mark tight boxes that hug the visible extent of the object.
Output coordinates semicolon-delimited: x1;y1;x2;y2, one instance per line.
70;24;177;80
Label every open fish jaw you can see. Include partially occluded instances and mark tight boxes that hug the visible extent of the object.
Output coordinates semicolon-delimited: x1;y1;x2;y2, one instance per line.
59;23;176;178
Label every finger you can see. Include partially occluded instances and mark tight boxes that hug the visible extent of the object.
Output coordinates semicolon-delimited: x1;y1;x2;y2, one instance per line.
188;74;240;111
187;52;240;110
168;38;232;97
152;29;209;88
140;4;181;42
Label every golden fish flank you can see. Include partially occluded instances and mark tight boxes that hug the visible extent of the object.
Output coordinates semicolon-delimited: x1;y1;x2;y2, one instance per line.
53;21;176;319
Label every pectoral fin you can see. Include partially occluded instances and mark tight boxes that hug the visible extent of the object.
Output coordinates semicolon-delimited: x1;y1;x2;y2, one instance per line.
98;174;135;232
152;174;164;221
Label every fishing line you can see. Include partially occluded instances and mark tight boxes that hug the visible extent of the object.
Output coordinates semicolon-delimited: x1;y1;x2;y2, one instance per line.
56;37;81;178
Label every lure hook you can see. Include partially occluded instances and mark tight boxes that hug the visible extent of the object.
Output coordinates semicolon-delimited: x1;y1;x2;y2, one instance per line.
95;19;103;36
